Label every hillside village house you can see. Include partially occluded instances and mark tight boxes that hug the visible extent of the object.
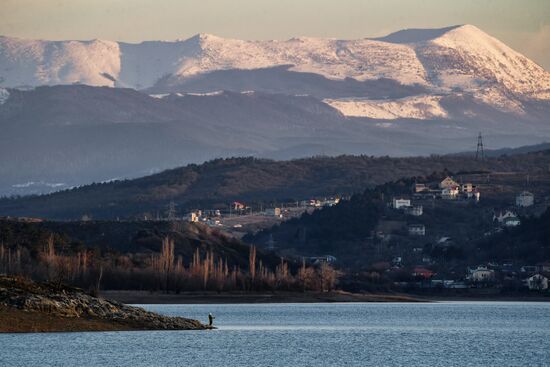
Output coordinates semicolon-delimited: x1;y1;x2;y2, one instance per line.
203;209;221;217
412;183;428;193
266;207;282;217
440;177;479;200
493;210;521;227
526;274;549;291
469;266;495;282
521;265;538;274
233;201;247;210
441;186;459;200
321;198;340;207
408;224;426;236
516;191;534;207
412;267;435;280
405;205;423;216
461;183;474;193
392;198;411;209
186;210;202;222
301;199;322;207
461;183;480;201
413;177;479;201
188;212;199;222
439;177;459;189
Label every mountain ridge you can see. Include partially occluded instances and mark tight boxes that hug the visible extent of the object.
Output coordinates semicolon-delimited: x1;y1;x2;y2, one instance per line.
2;25;548;99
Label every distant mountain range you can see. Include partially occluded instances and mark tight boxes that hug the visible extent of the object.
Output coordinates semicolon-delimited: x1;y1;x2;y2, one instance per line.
2;25;550;99
1;25;550;195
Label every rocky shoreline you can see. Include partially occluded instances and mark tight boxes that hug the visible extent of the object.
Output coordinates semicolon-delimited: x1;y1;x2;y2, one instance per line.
0;276;209;333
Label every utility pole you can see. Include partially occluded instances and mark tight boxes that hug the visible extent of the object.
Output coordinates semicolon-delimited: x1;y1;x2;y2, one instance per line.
475;132;485;161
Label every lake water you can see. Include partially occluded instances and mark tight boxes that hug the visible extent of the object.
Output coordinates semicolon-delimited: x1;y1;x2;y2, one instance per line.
1;302;550;366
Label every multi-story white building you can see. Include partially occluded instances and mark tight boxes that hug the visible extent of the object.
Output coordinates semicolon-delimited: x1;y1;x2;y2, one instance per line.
392;198;411;209
493;210;521;227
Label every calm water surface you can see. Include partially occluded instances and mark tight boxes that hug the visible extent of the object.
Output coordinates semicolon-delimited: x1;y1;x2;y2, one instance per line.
1;302;550;366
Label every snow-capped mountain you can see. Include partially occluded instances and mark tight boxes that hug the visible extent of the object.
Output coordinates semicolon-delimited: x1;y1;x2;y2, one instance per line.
1;25;549;110
1;25;550;195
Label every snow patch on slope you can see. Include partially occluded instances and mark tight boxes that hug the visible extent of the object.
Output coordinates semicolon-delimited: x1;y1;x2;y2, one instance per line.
325;95;448;120
185;90;224;96
473;87;526;115
12;181;66;189
0;88;9;104
149;93;170;99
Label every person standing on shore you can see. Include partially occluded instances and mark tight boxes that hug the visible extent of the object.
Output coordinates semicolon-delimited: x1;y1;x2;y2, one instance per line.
208;313;215;327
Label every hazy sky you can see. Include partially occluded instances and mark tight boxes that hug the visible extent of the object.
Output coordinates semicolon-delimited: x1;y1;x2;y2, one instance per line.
2;0;550;69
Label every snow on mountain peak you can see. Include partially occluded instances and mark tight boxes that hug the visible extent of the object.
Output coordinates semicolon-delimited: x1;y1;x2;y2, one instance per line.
1;26;549;105
419;24;550;99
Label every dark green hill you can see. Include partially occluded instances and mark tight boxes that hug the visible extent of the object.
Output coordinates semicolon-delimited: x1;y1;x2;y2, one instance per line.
477;209;550;263
1;151;550;220
247;174;550;269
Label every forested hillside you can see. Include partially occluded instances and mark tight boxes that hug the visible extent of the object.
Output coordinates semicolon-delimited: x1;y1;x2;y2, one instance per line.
2;151;550;220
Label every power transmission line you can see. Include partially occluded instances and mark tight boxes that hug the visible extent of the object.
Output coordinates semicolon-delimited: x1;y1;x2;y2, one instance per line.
475;132;485;161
